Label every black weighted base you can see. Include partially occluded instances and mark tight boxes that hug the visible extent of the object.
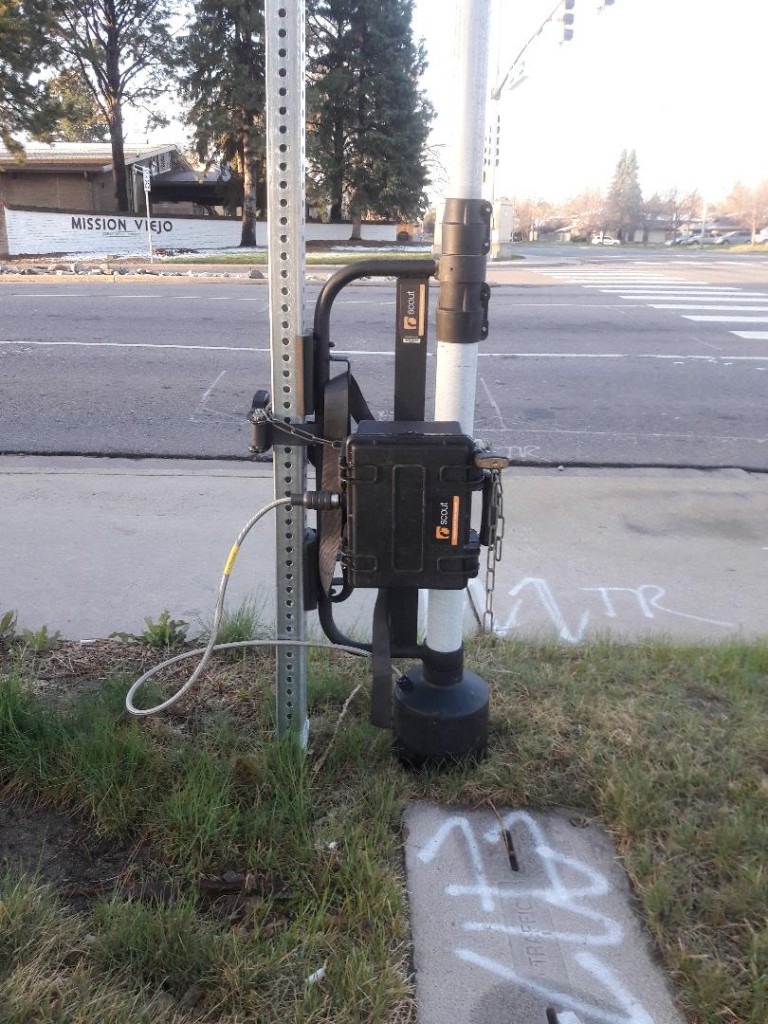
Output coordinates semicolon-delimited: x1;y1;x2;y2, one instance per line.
393;661;489;769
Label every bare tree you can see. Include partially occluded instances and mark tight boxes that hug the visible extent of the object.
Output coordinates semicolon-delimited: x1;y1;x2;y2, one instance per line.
511;196;554;241
655;187;701;239
51;0;177;211
565;188;606;239
725;180;768;242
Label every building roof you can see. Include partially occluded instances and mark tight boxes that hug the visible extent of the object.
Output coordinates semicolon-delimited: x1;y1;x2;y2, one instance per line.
0;142;180;173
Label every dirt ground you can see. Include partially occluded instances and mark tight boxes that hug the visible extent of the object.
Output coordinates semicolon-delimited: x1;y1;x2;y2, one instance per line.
0;793;137;910
0;639;283;917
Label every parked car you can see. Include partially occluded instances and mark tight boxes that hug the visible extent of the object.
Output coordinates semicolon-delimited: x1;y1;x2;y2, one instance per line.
591;235;621;246
713;230;753;246
669;234;717;246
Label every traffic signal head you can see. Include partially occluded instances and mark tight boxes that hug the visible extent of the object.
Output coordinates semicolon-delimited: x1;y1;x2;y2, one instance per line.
558;1;575;41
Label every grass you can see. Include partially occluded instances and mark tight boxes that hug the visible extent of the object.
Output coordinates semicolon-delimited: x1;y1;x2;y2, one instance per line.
1;635;767;1022
161;249;435;267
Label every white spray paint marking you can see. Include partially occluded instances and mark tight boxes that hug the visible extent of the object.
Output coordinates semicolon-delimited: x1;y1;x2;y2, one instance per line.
468;577;735;642
456;949;654;1024
453;814;622;947
582;584;735;627
414;809;657;1024
480;377;507;430
189;369;242;423
417;815;496;912
490;576;591;642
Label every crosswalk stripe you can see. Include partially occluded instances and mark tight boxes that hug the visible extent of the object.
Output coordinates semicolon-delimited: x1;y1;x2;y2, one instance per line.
591;287;759;295
619;296;768;303
649;304;768;311
683;316;768;322
539;271;768;341
605;290;768;297
585;284;732;290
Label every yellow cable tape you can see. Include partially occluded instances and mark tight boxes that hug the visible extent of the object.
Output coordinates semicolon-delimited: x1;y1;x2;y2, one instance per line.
223;543;240;577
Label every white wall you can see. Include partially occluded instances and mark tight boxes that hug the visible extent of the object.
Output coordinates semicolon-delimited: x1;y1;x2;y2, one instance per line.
1;207;396;255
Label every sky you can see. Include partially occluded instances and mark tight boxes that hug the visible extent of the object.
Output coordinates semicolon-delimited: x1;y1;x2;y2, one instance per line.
412;0;768;207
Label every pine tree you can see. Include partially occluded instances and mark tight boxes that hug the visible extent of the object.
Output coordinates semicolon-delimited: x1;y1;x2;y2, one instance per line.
49;0;177;211
307;0;433;233
181;0;265;247
606;149;643;242
45;69;109;143
0;0;62;154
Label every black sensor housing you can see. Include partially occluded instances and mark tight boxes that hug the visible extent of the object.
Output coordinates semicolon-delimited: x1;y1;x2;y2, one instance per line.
341;421;483;590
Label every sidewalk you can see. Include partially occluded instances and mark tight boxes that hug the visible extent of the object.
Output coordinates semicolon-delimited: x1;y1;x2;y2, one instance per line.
2;455;765;644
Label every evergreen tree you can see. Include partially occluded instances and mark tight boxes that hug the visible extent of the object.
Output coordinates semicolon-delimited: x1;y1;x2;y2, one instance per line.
45;68;109;142
606;149;643;242
307;0;433;233
0;0;62;154
181;0;265;247
49;0;177;211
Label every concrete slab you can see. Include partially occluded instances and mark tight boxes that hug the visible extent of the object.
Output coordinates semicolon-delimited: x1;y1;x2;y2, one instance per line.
404;802;685;1024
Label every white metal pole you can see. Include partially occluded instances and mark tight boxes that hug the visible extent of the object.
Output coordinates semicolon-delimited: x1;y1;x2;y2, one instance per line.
265;0;308;744
426;0;492;654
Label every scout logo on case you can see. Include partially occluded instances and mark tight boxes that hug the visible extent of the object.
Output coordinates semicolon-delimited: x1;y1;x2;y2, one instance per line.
434;496;460;544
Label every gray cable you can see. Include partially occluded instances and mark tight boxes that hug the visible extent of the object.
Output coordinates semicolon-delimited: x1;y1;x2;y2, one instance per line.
125;496;369;718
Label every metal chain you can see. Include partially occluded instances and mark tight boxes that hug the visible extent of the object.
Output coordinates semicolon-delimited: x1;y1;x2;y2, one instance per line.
483;468;505;633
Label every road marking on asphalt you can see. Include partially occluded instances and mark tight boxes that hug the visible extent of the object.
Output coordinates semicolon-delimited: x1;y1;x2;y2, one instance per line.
0;340;267;351
3;291;268;302
683;316;768;323
4;339;766;363
731;331;768;340
649;304;768;311
584;284;735;290
7;292;162;298
542;271;686;278
616;293;768;301
596;289;767;296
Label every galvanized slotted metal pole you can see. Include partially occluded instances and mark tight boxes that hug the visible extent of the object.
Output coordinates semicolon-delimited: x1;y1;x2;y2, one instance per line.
425;0;492;657
265;0;308;745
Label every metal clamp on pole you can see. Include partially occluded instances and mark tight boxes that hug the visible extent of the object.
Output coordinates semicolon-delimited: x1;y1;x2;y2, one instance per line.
436;197;493;344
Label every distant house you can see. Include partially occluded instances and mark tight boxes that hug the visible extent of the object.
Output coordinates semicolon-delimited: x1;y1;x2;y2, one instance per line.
0;142;230;216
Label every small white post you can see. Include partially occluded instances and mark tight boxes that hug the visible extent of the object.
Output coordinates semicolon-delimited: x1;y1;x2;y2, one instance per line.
142;166;153;264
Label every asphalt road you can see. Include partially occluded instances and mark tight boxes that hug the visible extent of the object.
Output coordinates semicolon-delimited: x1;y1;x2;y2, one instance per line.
1;250;767;467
